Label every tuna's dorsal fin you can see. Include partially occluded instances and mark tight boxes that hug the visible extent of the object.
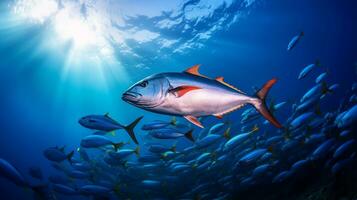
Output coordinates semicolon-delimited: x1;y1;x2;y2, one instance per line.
184;115;204;128
215;76;246;94
104;113;110;117
184;64;208;78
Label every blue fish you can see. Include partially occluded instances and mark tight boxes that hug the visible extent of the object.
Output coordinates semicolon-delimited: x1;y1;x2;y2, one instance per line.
252;164;271;178
333;139;355;159
148;144;176;153
0;158;28;187
298;60;320;80
52;184;78;195
290;159;311;173
331;158;354;175
79;114;143;144
43;147;74;163
315;72;327;84
80;135;127;151
287;32;304;51
289;112;314;130
300;83;332;103
149;127;195;142
208;122;226;134
238;149;267;166
108;146;140;159
337;105;357;128
223;125;259;151
141;180;161;189
272;170;292;183
72;162;91;171
79;185;111;196
68;170;90;179
310;138;336;160
195;134;225;149
141;117;177;130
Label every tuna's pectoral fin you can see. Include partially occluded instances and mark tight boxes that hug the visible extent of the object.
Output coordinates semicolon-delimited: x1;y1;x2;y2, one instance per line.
184;115;204;128
169;85;201;97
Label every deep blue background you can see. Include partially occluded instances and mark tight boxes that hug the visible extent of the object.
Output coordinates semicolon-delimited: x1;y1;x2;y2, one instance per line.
0;0;356;199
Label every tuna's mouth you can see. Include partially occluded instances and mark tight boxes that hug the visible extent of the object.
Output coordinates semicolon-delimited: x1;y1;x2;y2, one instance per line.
122;91;141;103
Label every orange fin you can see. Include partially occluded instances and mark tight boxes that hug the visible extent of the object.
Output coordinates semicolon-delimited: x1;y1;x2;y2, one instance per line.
184;116;204;128
184;64;208;78
170;85;201;97
215;76;246;94
214;114;223;119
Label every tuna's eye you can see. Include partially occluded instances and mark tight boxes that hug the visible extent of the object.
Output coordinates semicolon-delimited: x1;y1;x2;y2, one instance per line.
139;81;148;87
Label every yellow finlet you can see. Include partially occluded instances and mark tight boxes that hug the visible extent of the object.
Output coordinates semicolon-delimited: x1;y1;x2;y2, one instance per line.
109;131;116;136
215;76;246;94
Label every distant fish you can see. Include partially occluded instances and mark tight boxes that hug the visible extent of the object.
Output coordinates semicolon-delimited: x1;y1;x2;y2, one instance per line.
208;122;226;134
238;148;267;166
310;138;336;160
149;128;195;142
68;170;90;179
298;60;320;80
52;183;78;195
79;113;143;144
337;105;357;128
148;144;176;154
108;146;140;159
315;72;327;84
272;170;292;183
80;135;127;151
141;180;161;189
331;158;354;175
224;125;259;151
333;139;355;159
0;158;28;187
300;82;331;103
289;112;314;130
122;65;283;128
79;184;111;196
195;133;226;149
141;117;177;130
43;146;74;164
287;32;304;51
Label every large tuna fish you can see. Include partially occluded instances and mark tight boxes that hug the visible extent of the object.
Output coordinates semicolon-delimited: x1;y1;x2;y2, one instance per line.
122;65;282;128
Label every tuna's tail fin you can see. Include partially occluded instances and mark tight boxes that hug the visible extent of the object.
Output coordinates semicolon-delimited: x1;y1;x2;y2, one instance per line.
66;151;74;164
251;78;283;128
184;129;195;142
123;116;143;144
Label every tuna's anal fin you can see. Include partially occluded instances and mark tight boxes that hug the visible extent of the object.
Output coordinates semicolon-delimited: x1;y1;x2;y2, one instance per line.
169;85;201;97
184;115;204;128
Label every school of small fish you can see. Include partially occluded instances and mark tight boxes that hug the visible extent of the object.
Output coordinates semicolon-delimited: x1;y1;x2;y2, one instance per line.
0;32;357;200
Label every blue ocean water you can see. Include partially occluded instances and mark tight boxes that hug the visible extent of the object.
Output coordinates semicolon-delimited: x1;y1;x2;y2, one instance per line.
0;0;356;199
